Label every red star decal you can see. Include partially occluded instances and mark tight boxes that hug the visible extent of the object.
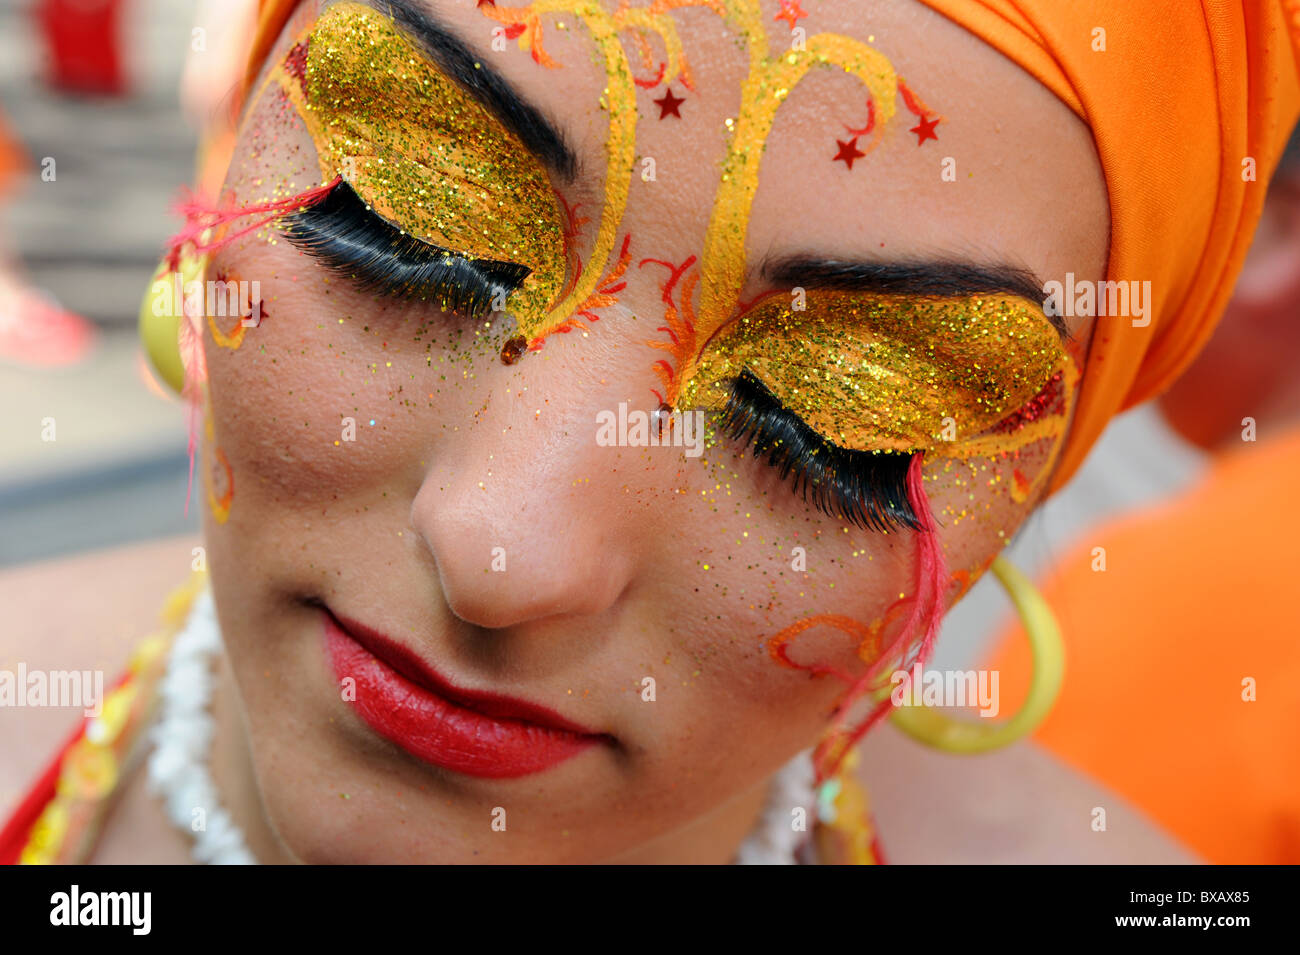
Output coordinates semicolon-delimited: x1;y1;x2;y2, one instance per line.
774;0;808;31
476;0;495;7
833;136;865;170
910;114;940;145
654;87;685;119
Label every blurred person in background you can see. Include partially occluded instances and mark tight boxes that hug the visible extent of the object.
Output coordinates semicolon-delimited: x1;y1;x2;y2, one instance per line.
0;0;139;367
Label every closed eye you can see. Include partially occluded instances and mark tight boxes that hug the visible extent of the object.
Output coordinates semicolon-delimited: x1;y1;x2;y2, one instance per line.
718;369;921;533
281;179;531;319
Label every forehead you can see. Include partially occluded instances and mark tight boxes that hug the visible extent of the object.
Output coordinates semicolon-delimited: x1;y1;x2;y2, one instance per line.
323;0;1106;310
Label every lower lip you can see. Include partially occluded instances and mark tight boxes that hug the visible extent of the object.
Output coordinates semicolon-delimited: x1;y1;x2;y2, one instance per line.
323;616;598;778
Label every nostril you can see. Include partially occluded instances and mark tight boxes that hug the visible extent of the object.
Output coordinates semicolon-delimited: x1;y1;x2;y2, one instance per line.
414;503;635;632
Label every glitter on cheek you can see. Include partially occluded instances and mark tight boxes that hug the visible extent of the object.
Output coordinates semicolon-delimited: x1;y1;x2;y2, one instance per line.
270;3;569;331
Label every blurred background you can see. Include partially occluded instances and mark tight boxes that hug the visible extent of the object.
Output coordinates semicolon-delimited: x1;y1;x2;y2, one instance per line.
0;0;198;566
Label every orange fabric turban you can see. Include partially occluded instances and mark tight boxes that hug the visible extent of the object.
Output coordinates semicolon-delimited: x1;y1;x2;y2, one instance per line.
226;0;1300;493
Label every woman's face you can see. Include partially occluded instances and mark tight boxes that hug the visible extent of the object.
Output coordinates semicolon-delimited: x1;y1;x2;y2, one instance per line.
200;0;1107;862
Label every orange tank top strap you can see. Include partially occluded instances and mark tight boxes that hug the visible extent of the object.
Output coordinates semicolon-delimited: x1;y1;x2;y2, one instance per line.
0;572;207;865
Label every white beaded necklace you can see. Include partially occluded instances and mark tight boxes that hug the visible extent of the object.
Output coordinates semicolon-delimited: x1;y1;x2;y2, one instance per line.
146;588;256;864
147;587;815;864
734;751;819;865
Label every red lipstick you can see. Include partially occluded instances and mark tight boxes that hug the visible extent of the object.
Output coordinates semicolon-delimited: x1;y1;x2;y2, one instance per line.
323;612;603;778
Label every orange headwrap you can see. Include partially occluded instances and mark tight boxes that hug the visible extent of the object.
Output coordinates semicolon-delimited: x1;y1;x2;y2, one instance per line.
224;0;1300;493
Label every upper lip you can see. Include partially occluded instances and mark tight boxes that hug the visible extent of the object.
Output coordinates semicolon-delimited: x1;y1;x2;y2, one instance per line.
326;609;604;738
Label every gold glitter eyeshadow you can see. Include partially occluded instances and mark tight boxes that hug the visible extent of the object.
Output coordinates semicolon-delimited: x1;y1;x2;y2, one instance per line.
274;2;568;327
680;292;1066;454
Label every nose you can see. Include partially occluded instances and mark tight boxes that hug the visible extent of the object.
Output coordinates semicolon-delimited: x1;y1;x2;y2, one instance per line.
410;387;641;631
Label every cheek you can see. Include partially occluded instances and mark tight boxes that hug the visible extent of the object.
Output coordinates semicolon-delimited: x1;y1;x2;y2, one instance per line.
677;380;1073;697
201;98;533;522
654;449;911;717
923;350;1085;580
201;243;508;522
198;86;398;507
205;295;394;507
924;438;1058;586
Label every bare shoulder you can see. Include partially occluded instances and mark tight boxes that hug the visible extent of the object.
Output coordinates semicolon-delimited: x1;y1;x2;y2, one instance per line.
859;721;1200;863
0;536;200;828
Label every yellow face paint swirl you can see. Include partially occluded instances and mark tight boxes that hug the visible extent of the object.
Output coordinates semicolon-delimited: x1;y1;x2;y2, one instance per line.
482;0;639;340
680;293;1067;455
695;34;899;344
484;0;908;355
273;2;568;330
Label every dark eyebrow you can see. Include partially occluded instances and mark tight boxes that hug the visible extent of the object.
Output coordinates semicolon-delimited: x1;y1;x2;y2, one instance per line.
360;0;578;181
760;257;1069;341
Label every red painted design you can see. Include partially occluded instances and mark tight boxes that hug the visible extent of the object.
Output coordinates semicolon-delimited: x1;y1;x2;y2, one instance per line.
641;254;699;403
553;190;592;305
898;79;943;146
843;97;876;137
898;80;927;117
284;39;310;83
529;234;634;350
1012;468;1032;498
833;136;866;169
991;369;1066;434
654;87;686;119
767;615;874;682
635;61;667;89
909;114;939;145
774;0;808;31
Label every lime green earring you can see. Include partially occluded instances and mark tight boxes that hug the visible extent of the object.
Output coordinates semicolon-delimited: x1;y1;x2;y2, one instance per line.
139;250;206;395
887;555;1064;753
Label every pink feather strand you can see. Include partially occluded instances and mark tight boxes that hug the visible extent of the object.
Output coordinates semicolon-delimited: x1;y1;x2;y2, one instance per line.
814;452;948;784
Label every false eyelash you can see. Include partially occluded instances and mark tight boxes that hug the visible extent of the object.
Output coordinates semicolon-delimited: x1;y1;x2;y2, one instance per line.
280;179;531;319
717;369;921;533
